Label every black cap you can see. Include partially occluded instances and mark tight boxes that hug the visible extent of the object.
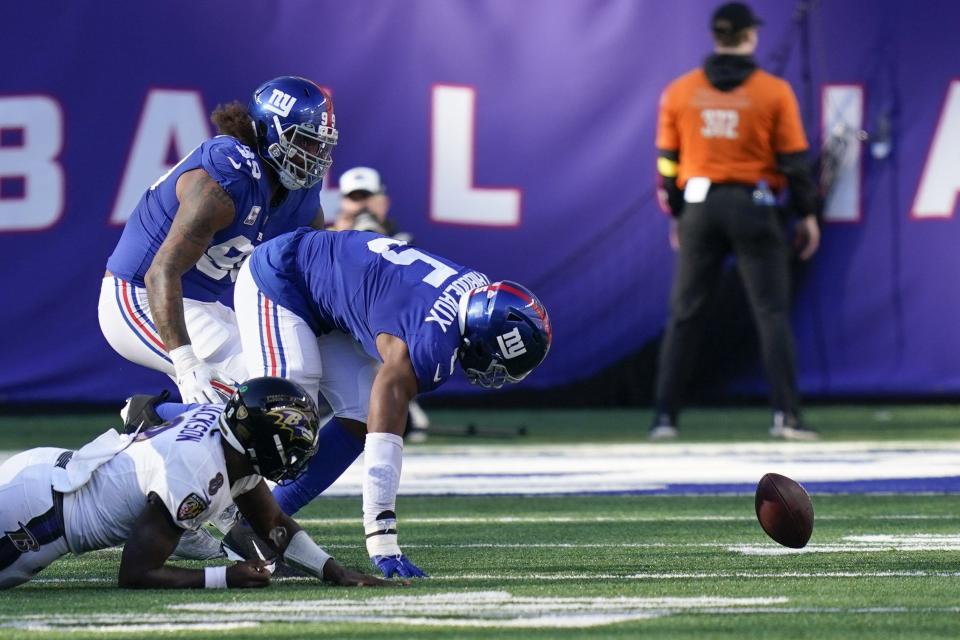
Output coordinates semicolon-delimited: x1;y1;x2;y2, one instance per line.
711;2;763;34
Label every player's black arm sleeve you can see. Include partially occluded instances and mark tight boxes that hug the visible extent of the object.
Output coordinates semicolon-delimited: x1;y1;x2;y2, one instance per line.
777;151;820;218
118;493;203;589
657;149;685;217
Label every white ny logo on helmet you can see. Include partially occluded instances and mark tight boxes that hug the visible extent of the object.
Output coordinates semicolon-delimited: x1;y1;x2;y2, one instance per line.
497;327;527;360
264;89;297;117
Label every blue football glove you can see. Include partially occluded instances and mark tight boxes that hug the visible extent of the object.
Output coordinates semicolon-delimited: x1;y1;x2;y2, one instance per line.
371;554;428;578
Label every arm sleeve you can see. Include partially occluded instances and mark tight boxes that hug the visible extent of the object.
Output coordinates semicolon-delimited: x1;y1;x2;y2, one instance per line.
773;82;818;217
777;151;820;218
655;87;684;217
156;402;199;422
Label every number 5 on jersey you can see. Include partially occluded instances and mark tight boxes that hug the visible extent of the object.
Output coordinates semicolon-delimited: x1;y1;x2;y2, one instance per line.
367;237;457;288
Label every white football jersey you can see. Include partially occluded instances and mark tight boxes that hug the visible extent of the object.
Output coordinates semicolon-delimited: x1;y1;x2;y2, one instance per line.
62;405;260;554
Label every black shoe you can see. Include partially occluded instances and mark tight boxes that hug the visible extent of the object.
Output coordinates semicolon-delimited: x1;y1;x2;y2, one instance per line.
769;411;819;441
222;522;307;577
648;412;678;440
119;390;170;434
271;560;307;578
222;522;277;561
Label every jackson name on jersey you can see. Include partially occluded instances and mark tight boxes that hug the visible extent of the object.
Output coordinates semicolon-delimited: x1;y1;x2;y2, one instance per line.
61;404;259;554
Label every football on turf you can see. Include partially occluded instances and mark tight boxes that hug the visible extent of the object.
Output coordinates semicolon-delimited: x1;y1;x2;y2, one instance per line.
755;473;814;548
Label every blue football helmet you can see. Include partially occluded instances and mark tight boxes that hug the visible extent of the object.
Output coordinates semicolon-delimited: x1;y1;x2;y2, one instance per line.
248;76;338;191
457;281;552;389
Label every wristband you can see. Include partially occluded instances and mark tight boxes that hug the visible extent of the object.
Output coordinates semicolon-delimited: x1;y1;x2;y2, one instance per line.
204;565;228;589
169;345;201;374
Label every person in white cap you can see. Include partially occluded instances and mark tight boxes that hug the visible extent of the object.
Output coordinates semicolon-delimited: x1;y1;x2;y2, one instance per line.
334;167;410;242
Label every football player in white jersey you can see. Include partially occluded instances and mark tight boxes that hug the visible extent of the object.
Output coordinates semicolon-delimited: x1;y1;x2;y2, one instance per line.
0;378;396;590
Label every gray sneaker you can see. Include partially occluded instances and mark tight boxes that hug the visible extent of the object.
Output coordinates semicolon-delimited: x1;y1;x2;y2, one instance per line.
172;527;226;560
648;413;678;440
769;411;820;441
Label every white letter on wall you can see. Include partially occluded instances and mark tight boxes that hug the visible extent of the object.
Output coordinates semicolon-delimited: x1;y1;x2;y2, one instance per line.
430;85;520;227
110;89;210;224
913;80;960;219
0;96;64;231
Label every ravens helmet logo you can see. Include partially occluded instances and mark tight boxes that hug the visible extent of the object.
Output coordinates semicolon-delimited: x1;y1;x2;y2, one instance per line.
266;408;315;444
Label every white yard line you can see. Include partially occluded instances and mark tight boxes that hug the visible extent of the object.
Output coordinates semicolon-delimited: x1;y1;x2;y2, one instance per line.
4;440;960;496
296;513;960;526
9;593;960;632
29;568;960;587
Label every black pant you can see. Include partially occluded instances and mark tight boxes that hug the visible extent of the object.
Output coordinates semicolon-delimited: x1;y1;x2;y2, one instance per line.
655;184;800;418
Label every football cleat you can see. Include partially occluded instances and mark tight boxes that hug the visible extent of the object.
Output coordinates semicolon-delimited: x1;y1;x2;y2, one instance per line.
371;554;428;579
648;412;678;440
119;390;170;434
171;528;226;561
222;522;305;578
769;411;820;441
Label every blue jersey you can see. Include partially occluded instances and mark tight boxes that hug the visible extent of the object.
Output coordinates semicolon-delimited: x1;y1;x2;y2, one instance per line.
250;228;489;392
106;136;321;303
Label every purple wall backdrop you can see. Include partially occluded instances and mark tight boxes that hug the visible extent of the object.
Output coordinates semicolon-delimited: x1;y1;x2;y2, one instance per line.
1;0;958;402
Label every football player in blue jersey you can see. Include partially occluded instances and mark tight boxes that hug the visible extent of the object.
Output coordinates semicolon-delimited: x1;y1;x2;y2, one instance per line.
226;227;552;578
99;76;337;405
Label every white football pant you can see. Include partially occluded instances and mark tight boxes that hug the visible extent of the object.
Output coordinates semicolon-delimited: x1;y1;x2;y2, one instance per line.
0;449;71;589
98;276;249;394
234;260;379;422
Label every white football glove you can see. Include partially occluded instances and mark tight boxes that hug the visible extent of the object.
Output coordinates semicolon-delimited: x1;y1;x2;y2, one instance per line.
169;345;236;404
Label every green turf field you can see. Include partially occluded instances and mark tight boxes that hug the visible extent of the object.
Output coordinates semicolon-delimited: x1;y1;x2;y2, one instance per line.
0;406;959;638
2;494;960;638
3;404;960;449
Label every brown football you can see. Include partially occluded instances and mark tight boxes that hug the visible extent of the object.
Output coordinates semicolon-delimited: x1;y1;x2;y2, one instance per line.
755;473;814;548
